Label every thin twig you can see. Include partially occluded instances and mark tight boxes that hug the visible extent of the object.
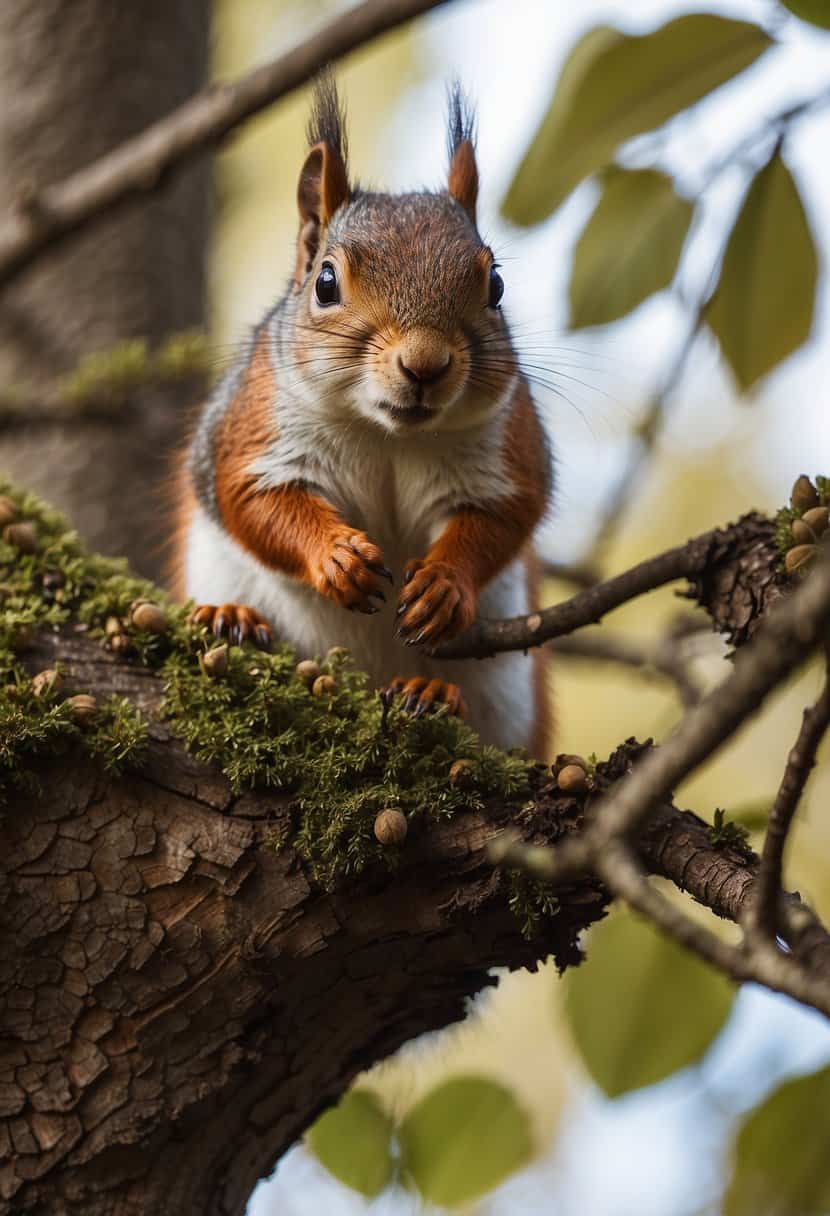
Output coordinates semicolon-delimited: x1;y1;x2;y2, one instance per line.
0;0;452;288
553;630;704;706
748;661;830;939
439;527;719;660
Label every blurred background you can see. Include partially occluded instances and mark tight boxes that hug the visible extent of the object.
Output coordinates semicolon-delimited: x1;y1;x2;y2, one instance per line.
2;0;830;1212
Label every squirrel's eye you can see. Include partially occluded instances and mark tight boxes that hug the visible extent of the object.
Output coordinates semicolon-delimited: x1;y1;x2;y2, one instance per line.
488;265;504;310
315;262;340;307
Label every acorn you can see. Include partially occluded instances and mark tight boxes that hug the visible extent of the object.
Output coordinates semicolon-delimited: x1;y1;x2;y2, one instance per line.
553;753;588;775
200;643;229;678
295;659;321;685
449;758;476;788
130;601;168;635
68;693;97;724
374;808;408;847
32;668;62;697
0;495;17;527
104;615;123;637
312;674;337;697
801;506;829;539
785;544;816;575
791;475;820;513
791;519;815;546
557;763;588;793
325;646;349;663
3;521;37;552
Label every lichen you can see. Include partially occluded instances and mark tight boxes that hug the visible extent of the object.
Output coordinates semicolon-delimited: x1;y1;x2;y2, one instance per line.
0;480;534;890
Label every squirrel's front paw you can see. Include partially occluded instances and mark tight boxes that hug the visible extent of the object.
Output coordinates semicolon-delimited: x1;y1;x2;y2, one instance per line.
313;530;393;614
189;603;273;649
395;560;476;647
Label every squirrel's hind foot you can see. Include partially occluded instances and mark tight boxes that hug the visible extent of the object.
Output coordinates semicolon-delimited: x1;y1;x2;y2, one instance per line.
381;676;466;720
189;602;272;650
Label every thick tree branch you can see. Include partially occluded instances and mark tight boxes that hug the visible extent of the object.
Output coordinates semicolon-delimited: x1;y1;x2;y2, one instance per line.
0;0;451;288
8;622;830;1212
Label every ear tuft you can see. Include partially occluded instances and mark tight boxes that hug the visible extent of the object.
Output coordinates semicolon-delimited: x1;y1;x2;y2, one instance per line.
294;72;351;287
446;81;478;223
306;68;349;176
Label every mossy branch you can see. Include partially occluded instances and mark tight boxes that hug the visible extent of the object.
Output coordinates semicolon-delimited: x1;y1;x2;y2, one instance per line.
2;477;830;1213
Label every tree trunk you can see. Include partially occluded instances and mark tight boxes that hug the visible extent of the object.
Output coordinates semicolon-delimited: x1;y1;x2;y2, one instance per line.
0;1;211;580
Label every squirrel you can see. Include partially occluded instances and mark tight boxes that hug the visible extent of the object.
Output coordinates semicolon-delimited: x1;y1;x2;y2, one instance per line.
172;76;552;756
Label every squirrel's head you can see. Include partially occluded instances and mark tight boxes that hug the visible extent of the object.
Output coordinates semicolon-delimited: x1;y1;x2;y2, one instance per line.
288;76;515;435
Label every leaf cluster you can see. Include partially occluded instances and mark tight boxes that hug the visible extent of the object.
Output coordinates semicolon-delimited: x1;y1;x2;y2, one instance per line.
504;7;826;392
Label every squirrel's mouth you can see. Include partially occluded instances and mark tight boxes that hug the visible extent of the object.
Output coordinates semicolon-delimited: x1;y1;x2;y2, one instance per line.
376;400;437;426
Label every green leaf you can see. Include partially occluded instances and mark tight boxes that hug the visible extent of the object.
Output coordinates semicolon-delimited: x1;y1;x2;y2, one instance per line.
564;910;735;1097
503;15;772;225
724;1065;830;1215
399;1076;533;1205
307;1089;394;1197
780;1;830;30
569;168;694;328
707;150;818;393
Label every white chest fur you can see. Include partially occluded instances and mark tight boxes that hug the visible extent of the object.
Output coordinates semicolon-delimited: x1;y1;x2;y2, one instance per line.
186;386;537;751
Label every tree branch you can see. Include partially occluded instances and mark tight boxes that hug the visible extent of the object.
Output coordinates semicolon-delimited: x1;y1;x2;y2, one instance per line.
488;545;830;890
440;512;782;660
747;660;830;939
553;629;704;706
0;0;452;288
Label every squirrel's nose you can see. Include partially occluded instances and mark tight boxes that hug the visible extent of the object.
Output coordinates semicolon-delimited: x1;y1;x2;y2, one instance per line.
397;352;452;386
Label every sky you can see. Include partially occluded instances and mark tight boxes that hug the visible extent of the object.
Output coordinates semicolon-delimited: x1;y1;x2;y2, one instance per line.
240;0;830;1211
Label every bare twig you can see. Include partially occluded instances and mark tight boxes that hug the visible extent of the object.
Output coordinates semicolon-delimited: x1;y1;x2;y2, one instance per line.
554;629;704;706
0;0;452;288
539;558;601;589
440;528;719;660
748;662;830;939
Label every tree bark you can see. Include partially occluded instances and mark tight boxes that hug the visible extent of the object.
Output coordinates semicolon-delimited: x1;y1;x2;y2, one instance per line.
0;620;811;1215
0;2;211;580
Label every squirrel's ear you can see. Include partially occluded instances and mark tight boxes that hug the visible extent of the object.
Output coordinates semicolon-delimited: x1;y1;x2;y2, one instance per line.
448;138;478;223
297;141;350;229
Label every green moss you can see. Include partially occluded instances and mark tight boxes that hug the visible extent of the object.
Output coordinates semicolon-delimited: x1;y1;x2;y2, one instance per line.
0;329;211;421
507;871;562;940
0;480;534;891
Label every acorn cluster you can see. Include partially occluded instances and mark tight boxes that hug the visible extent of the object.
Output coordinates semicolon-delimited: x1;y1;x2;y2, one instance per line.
779;474;830;576
102;597;170;658
24;663;99;725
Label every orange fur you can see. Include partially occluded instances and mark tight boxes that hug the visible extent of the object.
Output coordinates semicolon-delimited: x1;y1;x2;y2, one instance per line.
167;438;199;601
448;139;478;221
525;547;552;760
211;330;389;610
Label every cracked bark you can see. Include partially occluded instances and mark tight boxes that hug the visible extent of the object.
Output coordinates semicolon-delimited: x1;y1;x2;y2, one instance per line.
0;516;813;1214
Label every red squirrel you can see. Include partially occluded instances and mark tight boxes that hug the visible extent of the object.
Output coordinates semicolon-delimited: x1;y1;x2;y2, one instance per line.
172;77;552;755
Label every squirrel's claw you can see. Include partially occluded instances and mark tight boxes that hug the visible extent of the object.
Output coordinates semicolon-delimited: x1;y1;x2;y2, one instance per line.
380;675;467;721
395;561;473;647
189;603;273;651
